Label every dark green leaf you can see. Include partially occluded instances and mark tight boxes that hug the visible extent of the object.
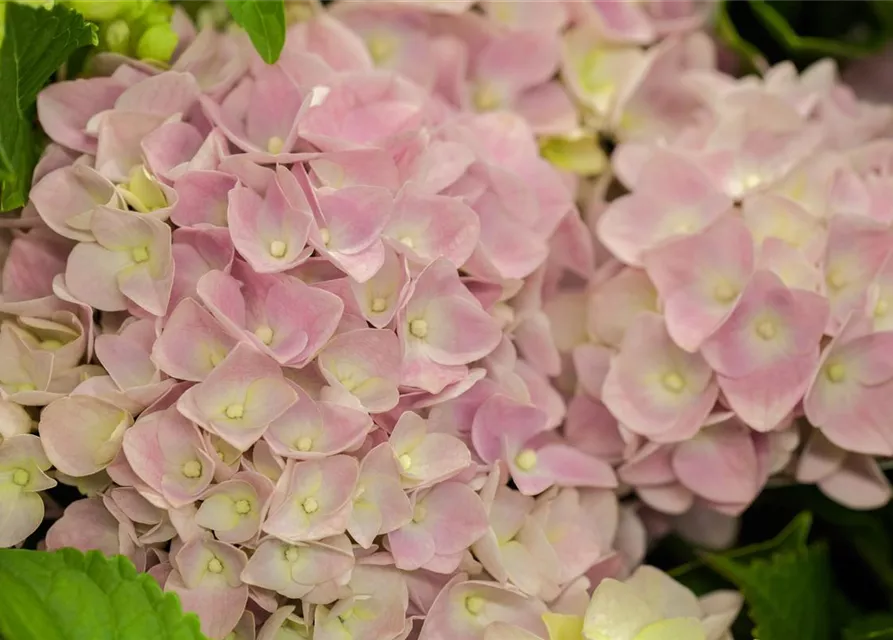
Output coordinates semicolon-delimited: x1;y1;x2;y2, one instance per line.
225;0;286;64
0;2;97;211
701;542;832;640
0;548;207;640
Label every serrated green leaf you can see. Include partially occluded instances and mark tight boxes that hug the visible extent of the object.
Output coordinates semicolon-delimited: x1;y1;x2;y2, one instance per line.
845;614;893;640
225;0;285;64
701;543;832;640
0;548;207;640
0;2;96;210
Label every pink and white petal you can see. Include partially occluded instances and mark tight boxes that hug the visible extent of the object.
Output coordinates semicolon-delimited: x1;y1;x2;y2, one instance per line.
170;170;238;227
817;453;892;510
385;191;480;268
37;77;125;154
718;353;816;432
65;243;131;312
152;298;238;381
672;425;761;505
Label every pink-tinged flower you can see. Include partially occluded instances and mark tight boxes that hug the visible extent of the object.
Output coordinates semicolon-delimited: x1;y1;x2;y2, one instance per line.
195;470;274;544
805;317;893;456
823;216;893;330
867;253;893;332
533;488;607;588
472;484;561;600
587;267;659;348
202;65;307;156
152;298;238;382
349;442;413;548
122;407;216;508
419;575;547;640
140;122;211;184
349;246;410;328
313;565;409;640
472;394;616;496
399;258;502;394
700;269;828;377
172;27;249;98
169;226;235;311
643;217;754;352
199;264;343;367
0;324;56;406
65;208;173;316
228;166;315;273
166;538;249;640
384;189;480;268
597;150;732;266
170;170;239;228
30;165;121;243
796;431;892;509
388;481;488;572
1;229;72;302
560;26;649;119
38;395;132;478
480;0;568;34
741;193;826;262
241;534;354;600
263;455;359;542
265;381;372;459
317;328;401;412
105;486;177;546
757;237;823;294
177;343;297;451
4;305;87;375
672;421;767;516
45;497;122;556
564;393;627;465
603;313;719;442
297;70;426;152
0;434;56;547
332;5;440;91
92;317;175;410
390;411;471;489
284;13;374;73
299;181;393;283
37;76;126;154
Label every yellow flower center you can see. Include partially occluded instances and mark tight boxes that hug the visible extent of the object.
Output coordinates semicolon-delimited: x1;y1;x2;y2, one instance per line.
412;503;427;523
182;460;203;479
296;436;313;452
267;136;285;154
367;34;396;64
755;319;777;340
284;546;300;562
661;372;686;393
207;558;224;574
12;468;29;487
409;319;428;338
399;236;415;249
713;281;738;304
15;383;36;393
320;228;331;247
826;269;847;291
234;499;251;515
465;595;485;615
370;297;387;313
875;298;890;318
131;246;150;264
473;82;502;111
269;240;287;258
39;339;63;351
302;497;319;514
399;453;412;471
514;449;537;471
255;325;274;345
225;404;244;419
825;362;845;383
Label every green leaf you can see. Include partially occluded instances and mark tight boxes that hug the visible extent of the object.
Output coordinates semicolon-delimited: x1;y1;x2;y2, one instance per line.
0;2;96;210
0;548;207;640
701;541;832;640
845;614;893;640
225;0;285;64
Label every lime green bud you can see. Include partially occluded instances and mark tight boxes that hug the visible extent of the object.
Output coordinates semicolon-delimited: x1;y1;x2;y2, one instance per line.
539;135;608;177
133;0;171;26
102;19;129;54
66;0;125;21
117;0;151;22
135;22;176;62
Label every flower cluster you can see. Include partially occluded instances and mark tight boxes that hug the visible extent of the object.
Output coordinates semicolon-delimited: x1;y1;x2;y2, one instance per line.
3;0;893;637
